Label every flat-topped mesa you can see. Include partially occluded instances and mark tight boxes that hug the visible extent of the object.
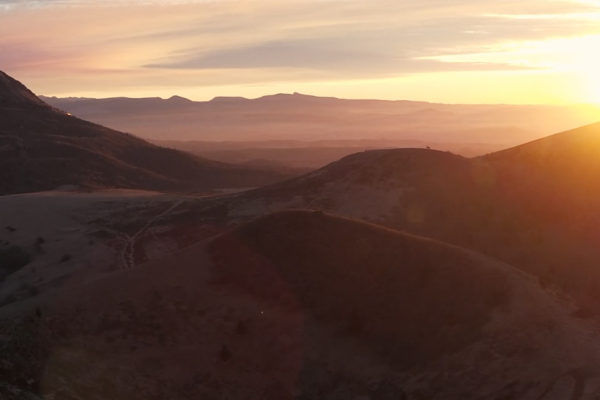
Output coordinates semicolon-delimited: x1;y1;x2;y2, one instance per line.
0;71;49;108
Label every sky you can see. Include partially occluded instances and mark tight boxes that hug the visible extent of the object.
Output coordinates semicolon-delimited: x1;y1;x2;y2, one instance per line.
1;0;600;104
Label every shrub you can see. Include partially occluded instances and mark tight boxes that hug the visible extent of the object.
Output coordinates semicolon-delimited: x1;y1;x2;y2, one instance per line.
34;237;45;253
0;246;31;281
235;320;248;336
219;345;231;362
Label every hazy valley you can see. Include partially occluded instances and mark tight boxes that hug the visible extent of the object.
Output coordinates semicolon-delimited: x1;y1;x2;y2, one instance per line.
42;94;600;169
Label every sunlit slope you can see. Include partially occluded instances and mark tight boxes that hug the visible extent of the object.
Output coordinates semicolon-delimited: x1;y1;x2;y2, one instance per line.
484;122;600;219
218;127;600;311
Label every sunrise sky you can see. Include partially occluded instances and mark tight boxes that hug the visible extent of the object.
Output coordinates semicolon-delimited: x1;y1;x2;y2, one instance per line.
2;0;600;104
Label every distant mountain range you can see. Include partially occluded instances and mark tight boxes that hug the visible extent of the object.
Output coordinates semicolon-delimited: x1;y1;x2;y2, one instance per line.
0;71;293;195
41;92;600;158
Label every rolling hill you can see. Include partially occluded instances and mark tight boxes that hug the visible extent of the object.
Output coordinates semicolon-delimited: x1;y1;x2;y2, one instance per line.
208;123;600;313
0;71;291;195
3;210;600;399
207;211;600;398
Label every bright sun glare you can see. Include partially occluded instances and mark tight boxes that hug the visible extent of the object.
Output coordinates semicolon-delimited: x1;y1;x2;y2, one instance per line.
564;36;600;104
511;33;600;104
585;65;600;105
535;34;600;104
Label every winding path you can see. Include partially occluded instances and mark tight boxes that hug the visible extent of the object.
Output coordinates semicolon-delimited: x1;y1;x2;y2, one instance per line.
104;200;184;270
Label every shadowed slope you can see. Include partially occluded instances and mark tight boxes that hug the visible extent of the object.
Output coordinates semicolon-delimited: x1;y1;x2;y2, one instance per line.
0;71;47;107
3;209;600;399
0;71;291;195
206;210;600;399
209;210;510;366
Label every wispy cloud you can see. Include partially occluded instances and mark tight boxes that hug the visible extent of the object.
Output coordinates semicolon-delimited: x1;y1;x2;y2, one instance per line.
145;35;531;75
2;0;600;102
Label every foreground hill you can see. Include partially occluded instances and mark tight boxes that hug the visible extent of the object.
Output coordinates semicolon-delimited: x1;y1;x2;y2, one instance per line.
211;210;510;369
0;71;290;195
208;211;600;398
3;210;600;399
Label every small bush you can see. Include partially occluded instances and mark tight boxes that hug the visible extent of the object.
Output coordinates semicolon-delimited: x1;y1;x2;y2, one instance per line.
0;246;31;280
27;285;40;297
219;345;231;362
0;294;17;307
235;320;248;336
34;237;45;253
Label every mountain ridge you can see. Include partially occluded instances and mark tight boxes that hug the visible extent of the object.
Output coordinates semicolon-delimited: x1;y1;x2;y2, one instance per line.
0;71;49;108
40;91;600;150
0;71;292;195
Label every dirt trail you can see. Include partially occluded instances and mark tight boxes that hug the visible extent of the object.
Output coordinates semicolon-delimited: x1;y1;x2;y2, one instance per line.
106;200;184;270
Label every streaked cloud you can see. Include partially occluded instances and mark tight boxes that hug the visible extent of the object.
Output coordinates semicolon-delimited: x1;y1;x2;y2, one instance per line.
144;35;532;74
1;0;600;103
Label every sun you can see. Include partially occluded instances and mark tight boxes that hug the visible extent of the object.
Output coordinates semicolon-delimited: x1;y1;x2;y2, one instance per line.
584;74;600;105
579;51;600;104
529;34;600;105
520;33;600;104
559;35;600;105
